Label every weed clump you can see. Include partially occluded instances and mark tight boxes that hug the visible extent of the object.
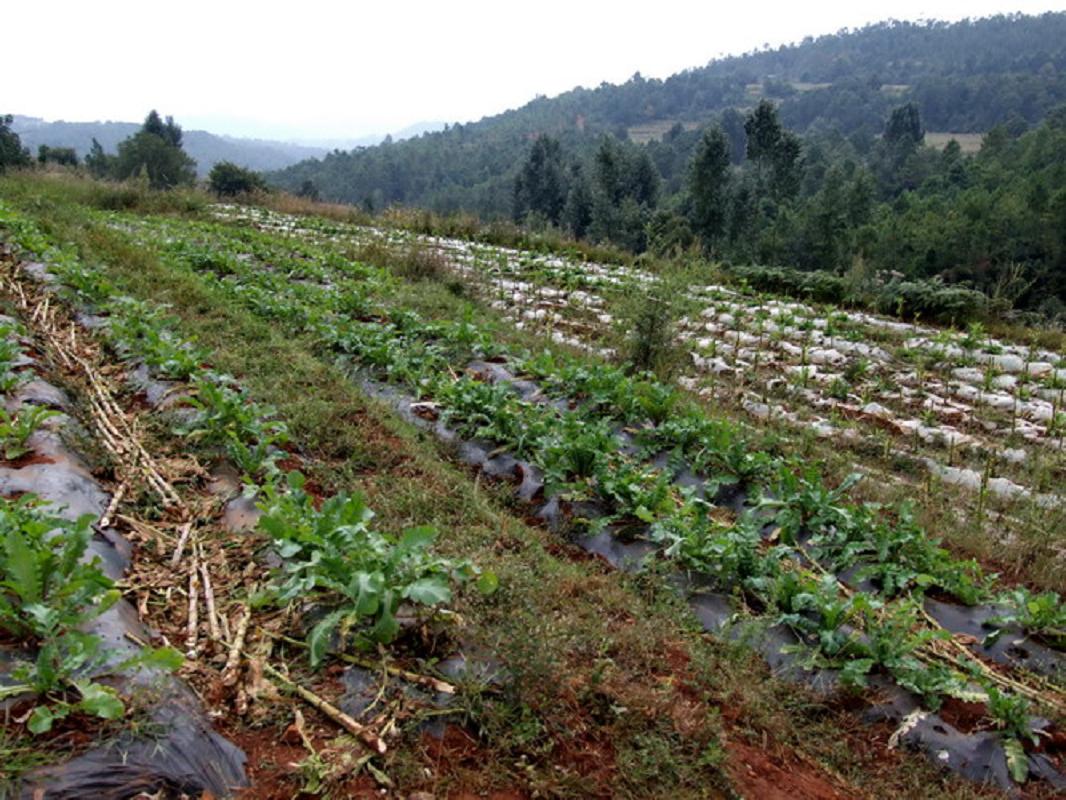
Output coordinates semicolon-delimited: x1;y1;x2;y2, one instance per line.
355;240;448;283
616;266;694;378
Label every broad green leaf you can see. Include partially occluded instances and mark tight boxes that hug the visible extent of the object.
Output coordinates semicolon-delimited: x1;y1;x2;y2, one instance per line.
353;572;382;617
5;527;41;603
27;705;56;734
95;589;122;617
34;641;59;689
308;608;348;668
398;525;437;552
23;603;60;636
840;658;874;688
76;681;125;720
404;577;451;606
476;570;499;596
1003;737;1029;783
371;594;399;643
139;646;184;671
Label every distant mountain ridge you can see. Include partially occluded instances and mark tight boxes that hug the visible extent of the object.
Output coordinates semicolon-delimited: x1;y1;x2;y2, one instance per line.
9;117;447;177
10;116;329;176
291;121;447;151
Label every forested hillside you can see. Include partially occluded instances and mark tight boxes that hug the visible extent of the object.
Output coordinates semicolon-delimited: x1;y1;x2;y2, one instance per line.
11;116;329;176
269;13;1066;212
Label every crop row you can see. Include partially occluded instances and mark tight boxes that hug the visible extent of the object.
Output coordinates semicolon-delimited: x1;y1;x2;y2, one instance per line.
0;203;489;741
209;205;1066;515
89;207;1066;784
0;300;191;742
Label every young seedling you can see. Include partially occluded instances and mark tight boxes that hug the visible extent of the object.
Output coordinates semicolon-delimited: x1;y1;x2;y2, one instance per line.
0;406;60;461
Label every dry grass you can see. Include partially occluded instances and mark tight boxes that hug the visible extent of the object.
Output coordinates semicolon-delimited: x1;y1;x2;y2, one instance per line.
353;239;449;282
255;189;373;225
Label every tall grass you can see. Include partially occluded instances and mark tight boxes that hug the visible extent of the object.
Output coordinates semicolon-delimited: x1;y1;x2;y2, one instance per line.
0;169;209;215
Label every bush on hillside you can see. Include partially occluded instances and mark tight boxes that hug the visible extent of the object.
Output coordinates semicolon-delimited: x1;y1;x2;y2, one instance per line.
209;161;268;197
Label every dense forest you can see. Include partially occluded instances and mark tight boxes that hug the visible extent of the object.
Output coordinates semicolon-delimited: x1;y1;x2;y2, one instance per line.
269;14;1066;318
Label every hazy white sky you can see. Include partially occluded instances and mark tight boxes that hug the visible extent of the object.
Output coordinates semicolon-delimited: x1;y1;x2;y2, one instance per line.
7;0;1065;141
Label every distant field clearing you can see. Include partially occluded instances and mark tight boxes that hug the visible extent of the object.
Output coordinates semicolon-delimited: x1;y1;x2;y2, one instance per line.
627;119;703;144
925;131;984;153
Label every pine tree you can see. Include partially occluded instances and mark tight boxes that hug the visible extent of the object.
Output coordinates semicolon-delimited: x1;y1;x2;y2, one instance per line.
0;114;30;171
85;138;114;178
744;100;783;166
688;126;732;250
884;103;924;149
113;111;196;189
513;136;567;225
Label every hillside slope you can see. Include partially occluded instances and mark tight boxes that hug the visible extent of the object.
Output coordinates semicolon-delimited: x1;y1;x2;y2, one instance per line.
267;13;1066;214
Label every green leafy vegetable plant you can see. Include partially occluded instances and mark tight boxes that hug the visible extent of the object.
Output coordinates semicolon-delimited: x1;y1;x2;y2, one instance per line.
182;374;289;453
257;472;488;666
0;495;181;732
0;406;60;461
986;686;1038;783
987;588;1066;648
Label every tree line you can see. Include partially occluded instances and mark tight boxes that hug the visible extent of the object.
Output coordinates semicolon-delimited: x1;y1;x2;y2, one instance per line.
1;111;268;197
511;99;1066;319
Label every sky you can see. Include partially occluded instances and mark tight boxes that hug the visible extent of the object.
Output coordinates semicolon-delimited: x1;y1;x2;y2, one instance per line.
7;0;1065;142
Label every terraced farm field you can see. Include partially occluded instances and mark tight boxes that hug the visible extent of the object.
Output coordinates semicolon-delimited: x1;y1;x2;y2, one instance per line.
211;203;1066;586
0;174;1063;799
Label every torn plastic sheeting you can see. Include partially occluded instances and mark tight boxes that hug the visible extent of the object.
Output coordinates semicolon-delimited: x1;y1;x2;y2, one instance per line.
682;577;842;696
22;690;247;800
339;647;508;741
903;716;1016;791
924;598;1066;679
128;362;194;411
576;529;657;572
0;429;109;521
5;378;71;412
208;464;264;532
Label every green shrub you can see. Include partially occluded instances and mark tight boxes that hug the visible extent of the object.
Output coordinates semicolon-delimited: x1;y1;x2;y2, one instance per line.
208;161;268;198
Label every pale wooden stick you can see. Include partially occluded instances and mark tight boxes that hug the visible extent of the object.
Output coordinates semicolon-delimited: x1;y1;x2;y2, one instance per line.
170;522;194;567
199;554;221;642
115;514;177;543
98;480;128;529
260;660;386;754
185;558;200;657
261;629;456;694
222;606;251;684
